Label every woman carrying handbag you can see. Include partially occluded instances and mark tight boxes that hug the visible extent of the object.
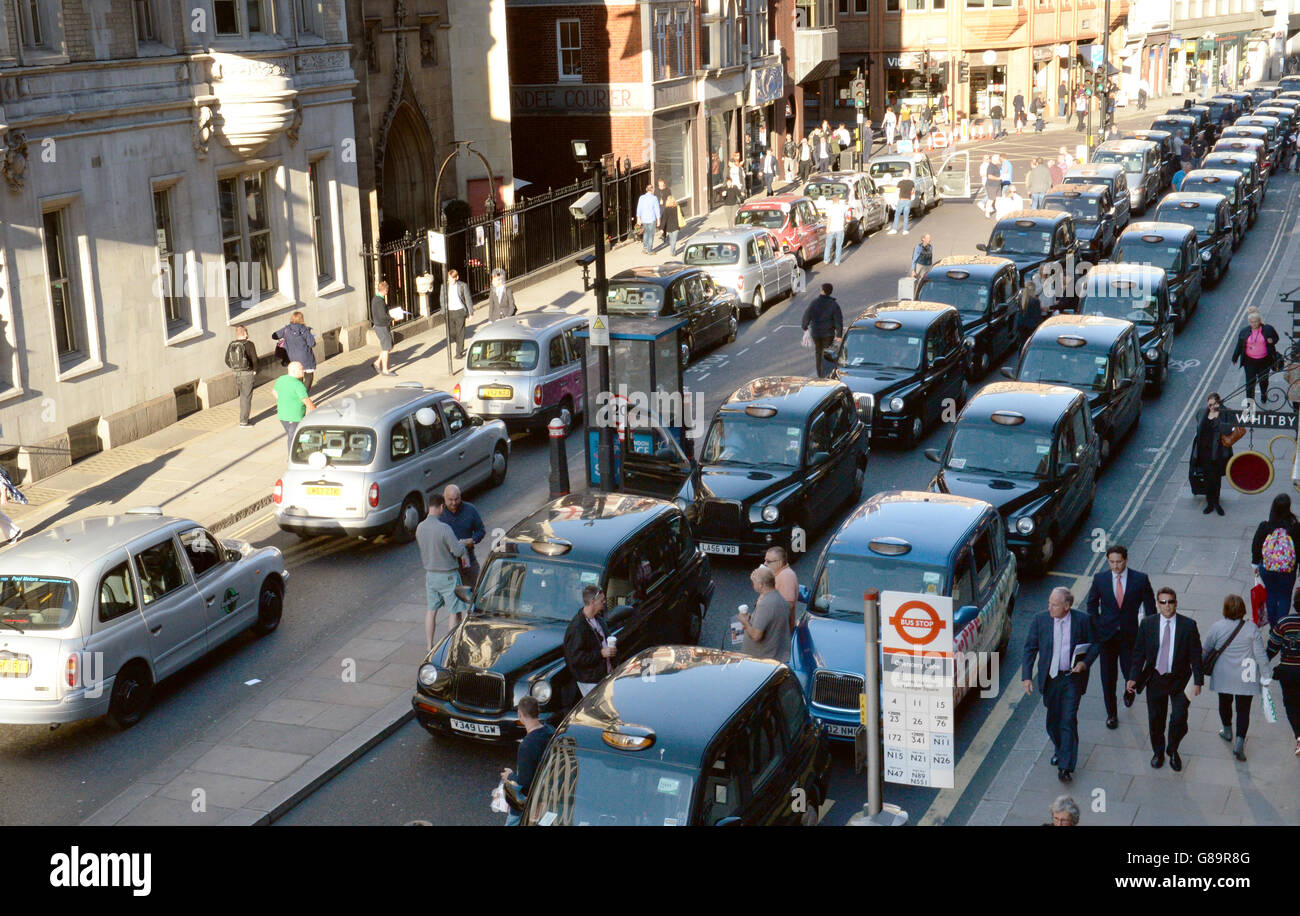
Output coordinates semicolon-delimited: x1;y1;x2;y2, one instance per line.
1203;594;1272;761
1189;392;1238;516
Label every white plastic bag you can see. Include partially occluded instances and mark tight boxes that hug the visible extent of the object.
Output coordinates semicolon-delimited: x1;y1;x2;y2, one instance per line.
801;329;812;349
1262;681;1279;724
490;781;509;814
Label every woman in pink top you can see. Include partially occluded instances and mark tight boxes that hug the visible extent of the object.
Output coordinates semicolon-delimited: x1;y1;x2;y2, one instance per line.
1231;308;1279;405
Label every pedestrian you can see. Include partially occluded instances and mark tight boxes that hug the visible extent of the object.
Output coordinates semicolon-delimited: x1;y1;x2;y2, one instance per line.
564;585;617;696
911;233;933;283
721;178;742;228
983;155;1003;218
1288;128;1300;171
1189;392;1235;517
1048;157;1064;186
824;193;848;266
1171;167;1185;190
999;154;1013;191
737;564;791;663
224;324;259;428
760;147;778;196
1265;592;1300;757
1048;795;1080;826
1057;146;1074;171
783;136;797;182
798;137;813;181
271;311;317;393
1085;544;1157;728
1075;92;1087;132
1014;101;1027;134
636;183;661;254
273;361;315;451
1171;130;1185;166
989;99;1004;138
487;268;517;322
442;483;486;588
834;124;852;169
499;696;555;826
710;151;723;199
882;107;897;151
440;268;473;360
815;129;833;173
1027;157;1053;209
1137;77;1149;111
371;279;396;376
656;178;670;244
861;119;874;161
417;494;469;651
1030;94;1045;132
889;167;915;234
1231;307;1280;406
1022;586;1099;783
1203;593;1272;762
1058;80;1068;119
0;466;28;545
728;152;746;197
1252;494;1300;628
1019;268;1048;343
662;194;683;256
994;185;1023;220
763;546;799;634
899;103;913;142
1128;586;1203;772
801;282;843;379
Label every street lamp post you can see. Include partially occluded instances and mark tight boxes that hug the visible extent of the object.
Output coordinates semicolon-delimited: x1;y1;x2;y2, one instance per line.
572;140;615;492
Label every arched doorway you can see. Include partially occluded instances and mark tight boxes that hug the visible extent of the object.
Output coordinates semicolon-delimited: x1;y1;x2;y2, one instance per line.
380;102;436;244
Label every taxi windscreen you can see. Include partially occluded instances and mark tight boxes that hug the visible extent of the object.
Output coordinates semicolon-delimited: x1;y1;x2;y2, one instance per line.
525;746;695;826
0;576;78;630
1082;289;1160;325
1019;346;1110;391
1155;205;1218;236
946;426;1053;478
1113;239;1183;272
683;242;740;266
1179;178;1233;201
702;413;802;467
868;161;909;181
812;555;948;621
916;277;990;316
605;283;664;317
1046;197;1100;223
987;227;1053;257
1093;150;1147;173
735;208;786;230
292;426;377;466
804;181;849;200
467;339;539;372
475;558;601;621
839;327;923;370
1151;121;1192;139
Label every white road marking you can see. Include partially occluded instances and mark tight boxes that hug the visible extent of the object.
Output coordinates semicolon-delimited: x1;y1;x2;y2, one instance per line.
699;372;711;380
737;348;749;356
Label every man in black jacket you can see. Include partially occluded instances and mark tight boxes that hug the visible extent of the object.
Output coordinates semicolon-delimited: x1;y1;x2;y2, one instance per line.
224;325;259;427
801;283;843;379
1085;544;1157;728
1127;587;1204;771
564;586;616;696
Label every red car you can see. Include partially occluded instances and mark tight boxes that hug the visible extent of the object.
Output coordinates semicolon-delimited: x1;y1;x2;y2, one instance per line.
735;195;828;268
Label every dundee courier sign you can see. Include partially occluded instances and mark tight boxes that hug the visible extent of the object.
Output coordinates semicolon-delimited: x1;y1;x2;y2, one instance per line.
511;84;647;115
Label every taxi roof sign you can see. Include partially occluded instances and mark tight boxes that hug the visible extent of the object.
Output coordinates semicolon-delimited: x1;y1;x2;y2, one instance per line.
1056;335;1087;348
944;269;971;280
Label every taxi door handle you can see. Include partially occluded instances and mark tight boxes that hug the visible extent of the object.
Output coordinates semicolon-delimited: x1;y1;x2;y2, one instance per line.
205;594;216;606
149;625;162;635
423;468;432;475
458;451;466;459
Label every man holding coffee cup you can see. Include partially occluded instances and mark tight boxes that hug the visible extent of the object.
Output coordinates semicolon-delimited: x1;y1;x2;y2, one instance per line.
738;566;791;663
564;586;618;696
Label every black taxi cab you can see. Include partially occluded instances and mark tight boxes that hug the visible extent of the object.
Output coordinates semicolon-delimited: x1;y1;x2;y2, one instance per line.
1112;222;1203;326
1003;315;1144;465
1150;114;1205;152
1042;184;1117;260
1220;125;1276;172
915;256;1025;377
1204;96;1242;128
519;647;831;826
1179;169;1249;246
1078;263;1175;391
1061;165;1131;230
1126;129;1177;189
1172;104;1218;144
692;377;868;559
927;383;1099;573
1237;114;1286;155
1255;103;1300;132
977;210;1080;302
1200;151;1263;225
1153;192;1234;286
605;265;739;368
829;301;969;448
1213;137;1272;179
412;493;715;743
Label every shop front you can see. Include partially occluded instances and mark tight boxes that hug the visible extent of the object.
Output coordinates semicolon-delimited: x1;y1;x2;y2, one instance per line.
743;62;784;184
653;106;696;217
884;51;950;121
967;51;1008;119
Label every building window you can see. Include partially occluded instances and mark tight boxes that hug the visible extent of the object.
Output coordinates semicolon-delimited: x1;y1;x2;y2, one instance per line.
246;0;267;32
43;209;85;363
966;0;984;7
218;170;276;313
674;7;689;74
654;4;692;80
795;0;833;28
746;0;767;57
933;0;944;7
308;159;332;282
18;0;46;48
886;0;899;10
153;189;187;334
214;0;240;34
855;0;868;10
990;0;1011;6
906;0;925;8
297;0;322;36
214;0;271;37
134;0;156;42
557;19;581;81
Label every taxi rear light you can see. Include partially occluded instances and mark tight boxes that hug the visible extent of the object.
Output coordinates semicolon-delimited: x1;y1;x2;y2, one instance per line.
453;383;461;400
368;483;379;508
65;653;78;689
534;385;543;406
736;274;744;290
273;479;283;505
602;730;656;751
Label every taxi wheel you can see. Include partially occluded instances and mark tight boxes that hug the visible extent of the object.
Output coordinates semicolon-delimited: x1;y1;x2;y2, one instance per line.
750;286;765;319
1039;532;1056;570
684;601;706;644
391;495;421;544
975;350;990;378
725;312;739;344
489;444;509;487
252;578;284;636
105;663;153;731
1100;435;1113;465
679;334;694;370
904;416;924;449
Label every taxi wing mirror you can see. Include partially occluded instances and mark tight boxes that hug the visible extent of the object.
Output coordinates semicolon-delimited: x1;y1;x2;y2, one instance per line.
454;585;473;604
1000;366;1016;380
1115;377;1134;391
1060;461;1081;479
714;816;743;827
924;447;942;463
798;584;811;605
809;451;831;467
976;243;989;252
224;548;242;563
470;415;485;428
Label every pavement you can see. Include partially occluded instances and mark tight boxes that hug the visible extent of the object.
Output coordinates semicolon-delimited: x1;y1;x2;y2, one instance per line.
8;87;1279;826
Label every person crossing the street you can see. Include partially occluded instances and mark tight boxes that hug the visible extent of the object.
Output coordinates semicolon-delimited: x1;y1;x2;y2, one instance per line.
801;282;843;379
911;233;933;284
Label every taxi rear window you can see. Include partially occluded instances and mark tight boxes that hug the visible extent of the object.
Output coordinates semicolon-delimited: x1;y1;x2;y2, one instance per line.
468;339;540;372
683;243;740;265
0;576;78;630
291;426;377;466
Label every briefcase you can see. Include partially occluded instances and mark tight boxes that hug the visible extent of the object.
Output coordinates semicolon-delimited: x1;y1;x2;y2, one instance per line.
1189;463;1208;496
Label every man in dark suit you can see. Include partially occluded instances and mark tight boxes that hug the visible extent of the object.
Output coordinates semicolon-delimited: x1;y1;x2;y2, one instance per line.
563;586;616;697
1127;586;1204;772
487;269;517;323
1022;587;1101;782
1085;544;1157;728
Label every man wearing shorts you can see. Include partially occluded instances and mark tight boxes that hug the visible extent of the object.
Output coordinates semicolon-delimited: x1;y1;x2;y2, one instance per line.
418;494;468;651
371;279;396;376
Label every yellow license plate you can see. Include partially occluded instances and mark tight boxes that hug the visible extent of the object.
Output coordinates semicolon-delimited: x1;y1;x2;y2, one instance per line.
480;387;513;399
0;657;30;677
305;486;341;497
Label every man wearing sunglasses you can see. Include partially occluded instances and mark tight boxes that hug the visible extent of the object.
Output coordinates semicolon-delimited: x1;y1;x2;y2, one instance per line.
1128;587;1204;772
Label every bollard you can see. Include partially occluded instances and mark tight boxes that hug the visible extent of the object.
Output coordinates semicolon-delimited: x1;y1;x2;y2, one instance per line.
548;417;570;497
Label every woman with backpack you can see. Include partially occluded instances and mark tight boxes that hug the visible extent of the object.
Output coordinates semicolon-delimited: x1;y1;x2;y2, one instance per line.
1266;595;1300;757
1252;494;1300;628
272;311;318;393
1202;594;1272;761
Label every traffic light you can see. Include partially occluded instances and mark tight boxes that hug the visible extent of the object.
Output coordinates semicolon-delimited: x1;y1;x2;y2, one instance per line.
850;78;867;108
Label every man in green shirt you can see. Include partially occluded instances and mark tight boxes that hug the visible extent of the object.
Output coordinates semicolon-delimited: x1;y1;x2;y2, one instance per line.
274;361;316;450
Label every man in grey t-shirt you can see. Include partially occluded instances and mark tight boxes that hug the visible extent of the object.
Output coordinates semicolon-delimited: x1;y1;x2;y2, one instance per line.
417;494;468;651
739;565;791;663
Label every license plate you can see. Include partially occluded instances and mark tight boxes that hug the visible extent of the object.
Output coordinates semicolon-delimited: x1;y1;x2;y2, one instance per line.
0;657;31;677
305;486;341;497
699;542;740;556
480;387;513;399
449;718;501;736
822;722;858;738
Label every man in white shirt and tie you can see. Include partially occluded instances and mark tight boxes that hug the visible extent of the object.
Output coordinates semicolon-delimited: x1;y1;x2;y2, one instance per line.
1128;587;1204;772
1085;544;1156;728
1023;587;1100;783
440;268;473;360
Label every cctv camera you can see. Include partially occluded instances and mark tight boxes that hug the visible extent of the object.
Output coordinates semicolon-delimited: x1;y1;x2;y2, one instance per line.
570;191;602;221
